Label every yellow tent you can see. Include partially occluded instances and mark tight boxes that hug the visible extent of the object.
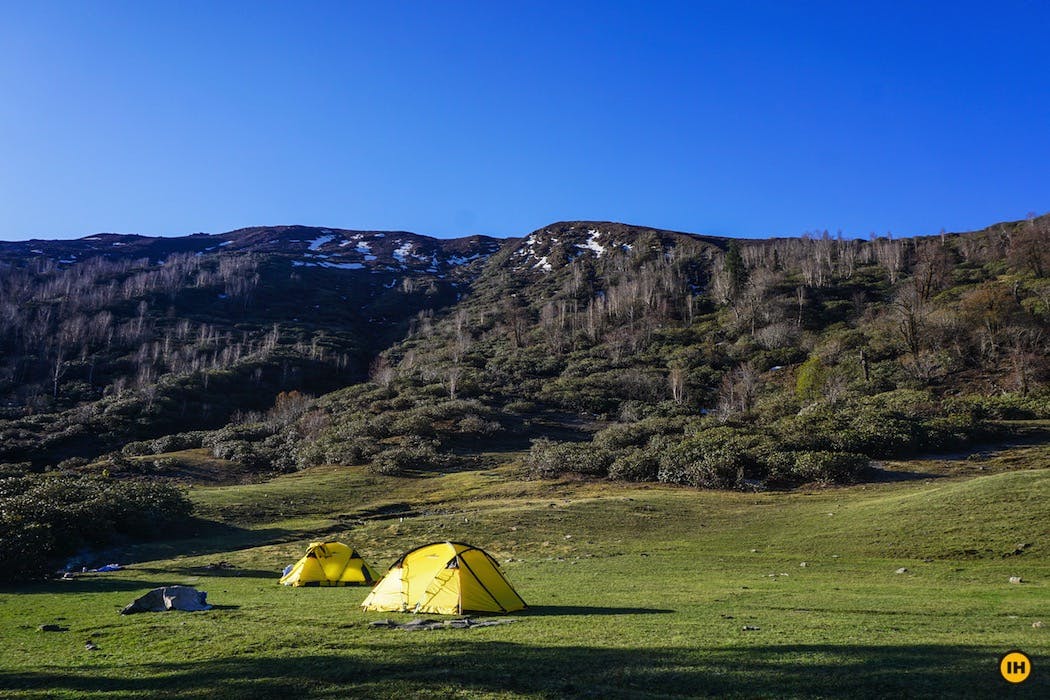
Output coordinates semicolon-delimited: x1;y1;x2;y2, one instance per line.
361;541;526;615
279;541;379;587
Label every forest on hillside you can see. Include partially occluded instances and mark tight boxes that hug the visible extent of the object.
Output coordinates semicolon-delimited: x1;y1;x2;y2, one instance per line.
0;216;1047;579
289;216;1048;490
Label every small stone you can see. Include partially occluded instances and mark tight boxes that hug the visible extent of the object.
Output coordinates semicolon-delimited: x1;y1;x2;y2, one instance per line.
1033;621;1044;628
742;625;761;631
85;641;98;651
37;624;65;632
750;549;758;553
799;562;808;568
1009;576;1023;584
895;568;908;574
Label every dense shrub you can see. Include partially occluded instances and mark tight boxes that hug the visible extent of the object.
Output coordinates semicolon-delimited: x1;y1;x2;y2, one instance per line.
370;437;454;475
657;428;758;488
0;474;193;582
389;411;435;438
457;414;502;435
607;446;660;481
790;451;869;484
593;417;685;451
209;440;269;470
323;437;378;466
523;438;612;478
149;431;206;454
121;441;153;457
950;392;1050;420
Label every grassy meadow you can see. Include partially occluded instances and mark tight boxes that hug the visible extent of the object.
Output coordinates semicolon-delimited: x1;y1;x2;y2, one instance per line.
1;442;1048;698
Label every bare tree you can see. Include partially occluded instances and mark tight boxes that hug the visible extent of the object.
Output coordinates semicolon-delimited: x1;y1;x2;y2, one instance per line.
446;366;462;400
668;365;686;404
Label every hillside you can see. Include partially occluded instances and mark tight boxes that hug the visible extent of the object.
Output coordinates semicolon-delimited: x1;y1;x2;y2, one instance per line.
0;226;500;465
1;215;1047;476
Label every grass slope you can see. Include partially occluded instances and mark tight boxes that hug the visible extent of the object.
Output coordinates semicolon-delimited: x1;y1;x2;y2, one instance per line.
1;446;1048;698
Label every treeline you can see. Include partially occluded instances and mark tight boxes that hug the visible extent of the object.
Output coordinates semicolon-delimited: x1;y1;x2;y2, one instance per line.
0;248;458;467
0;253;267;410
7;215;1045;491
264;215;1048;488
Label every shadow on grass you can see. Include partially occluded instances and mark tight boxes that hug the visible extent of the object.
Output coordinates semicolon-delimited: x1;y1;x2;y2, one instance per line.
111;519;303;563
4;578;184;595
133;565;282;580
1;642;1038;698
522;605;674;616
864;464;943;482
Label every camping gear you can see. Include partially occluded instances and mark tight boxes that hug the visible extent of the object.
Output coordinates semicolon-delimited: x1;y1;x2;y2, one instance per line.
361;541;526;615
121;586;211;614
279;541;379;587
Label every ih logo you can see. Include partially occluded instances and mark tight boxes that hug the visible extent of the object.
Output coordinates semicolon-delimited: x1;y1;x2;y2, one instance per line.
999;650;1032;684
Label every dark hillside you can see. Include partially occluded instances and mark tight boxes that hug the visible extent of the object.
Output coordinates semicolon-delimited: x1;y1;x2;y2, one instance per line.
0;226;500;466
266;215;1049;487
0;215;1046;481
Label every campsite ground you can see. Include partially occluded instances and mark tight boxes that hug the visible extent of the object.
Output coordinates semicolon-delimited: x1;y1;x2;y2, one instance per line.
1;440;1048;698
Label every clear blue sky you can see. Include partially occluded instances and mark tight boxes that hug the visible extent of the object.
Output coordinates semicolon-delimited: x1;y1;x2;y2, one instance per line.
2;1;1048;241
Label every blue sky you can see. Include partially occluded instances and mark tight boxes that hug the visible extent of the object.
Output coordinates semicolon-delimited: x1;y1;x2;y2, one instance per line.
1;1;1048;240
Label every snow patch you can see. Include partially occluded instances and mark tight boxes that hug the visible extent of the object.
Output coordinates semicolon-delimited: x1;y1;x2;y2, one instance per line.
392;241;414;263
320;261;365;270
532;256;552;272
447;253;483;265
307;234;337;251
574;229;606;257
293;260;366;270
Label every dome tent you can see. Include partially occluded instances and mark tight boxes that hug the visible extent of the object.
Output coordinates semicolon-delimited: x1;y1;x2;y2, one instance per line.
362;541;526;615
280;541;379;587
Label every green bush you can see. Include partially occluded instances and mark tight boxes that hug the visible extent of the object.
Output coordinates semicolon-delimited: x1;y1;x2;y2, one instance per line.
523;438;612;479
209;440;269;470
657;427;758;489
951;392;1050;420
121;441;153;457
457;414;502;435
790;451;869;484
607;447;660;481
593;417;685;451
0;474;193;582
370;437;454;475
149;431;206;454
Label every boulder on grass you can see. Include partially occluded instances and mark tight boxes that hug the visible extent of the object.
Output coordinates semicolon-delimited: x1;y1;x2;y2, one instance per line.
121;586;211;614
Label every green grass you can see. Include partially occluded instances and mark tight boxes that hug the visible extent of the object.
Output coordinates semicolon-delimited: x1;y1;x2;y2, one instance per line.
1;444;1048;698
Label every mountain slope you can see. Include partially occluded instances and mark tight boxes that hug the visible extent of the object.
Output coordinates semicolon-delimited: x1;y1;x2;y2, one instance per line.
0;215;1046;474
